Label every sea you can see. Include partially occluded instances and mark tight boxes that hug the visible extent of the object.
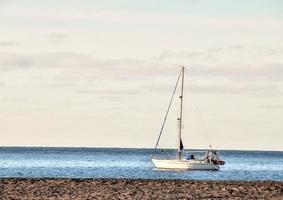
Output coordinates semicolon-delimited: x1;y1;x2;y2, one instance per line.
0;147;282;181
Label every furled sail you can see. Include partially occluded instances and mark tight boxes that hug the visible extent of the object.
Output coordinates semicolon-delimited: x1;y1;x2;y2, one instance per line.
180;139;184;150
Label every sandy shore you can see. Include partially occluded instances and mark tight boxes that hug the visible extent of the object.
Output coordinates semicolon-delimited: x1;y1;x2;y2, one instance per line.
0;178;282;199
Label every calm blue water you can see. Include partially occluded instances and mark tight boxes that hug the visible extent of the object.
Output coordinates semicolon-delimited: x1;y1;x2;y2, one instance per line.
0;147;282;181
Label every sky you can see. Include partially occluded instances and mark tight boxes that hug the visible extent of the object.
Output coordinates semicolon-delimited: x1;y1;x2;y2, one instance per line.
0;0;283;150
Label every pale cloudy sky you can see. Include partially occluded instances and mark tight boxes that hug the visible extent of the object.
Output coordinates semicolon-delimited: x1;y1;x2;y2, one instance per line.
0;0;283;150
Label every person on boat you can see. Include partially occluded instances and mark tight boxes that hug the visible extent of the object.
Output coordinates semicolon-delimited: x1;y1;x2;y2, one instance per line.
184;154;194;160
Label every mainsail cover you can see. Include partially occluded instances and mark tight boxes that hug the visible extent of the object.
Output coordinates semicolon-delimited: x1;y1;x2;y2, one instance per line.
180;139;184;150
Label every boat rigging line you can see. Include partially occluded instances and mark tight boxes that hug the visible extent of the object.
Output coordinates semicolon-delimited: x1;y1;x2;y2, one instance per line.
153;67;183;153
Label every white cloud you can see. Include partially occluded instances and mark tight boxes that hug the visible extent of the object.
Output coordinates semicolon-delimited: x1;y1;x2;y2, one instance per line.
0;40;18;46
258;104;283;109
1;49;283;82
1;6;282;29
0;82;5;87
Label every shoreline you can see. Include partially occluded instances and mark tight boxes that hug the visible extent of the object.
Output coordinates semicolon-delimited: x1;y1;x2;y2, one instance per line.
1;178;282;199
1;177;283;182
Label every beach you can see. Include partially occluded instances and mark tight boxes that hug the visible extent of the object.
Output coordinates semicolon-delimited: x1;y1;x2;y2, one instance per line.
0;178;282;199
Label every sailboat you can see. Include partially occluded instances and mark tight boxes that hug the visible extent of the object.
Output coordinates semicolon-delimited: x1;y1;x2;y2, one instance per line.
152;66;225;170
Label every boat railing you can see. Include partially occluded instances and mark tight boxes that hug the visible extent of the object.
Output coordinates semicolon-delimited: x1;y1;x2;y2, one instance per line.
183;150;220;161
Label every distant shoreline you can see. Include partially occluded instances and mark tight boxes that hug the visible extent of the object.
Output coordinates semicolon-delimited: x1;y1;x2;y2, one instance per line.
1;178;282;199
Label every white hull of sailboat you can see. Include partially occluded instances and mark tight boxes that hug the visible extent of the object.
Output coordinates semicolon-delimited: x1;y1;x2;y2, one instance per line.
152;159;219;170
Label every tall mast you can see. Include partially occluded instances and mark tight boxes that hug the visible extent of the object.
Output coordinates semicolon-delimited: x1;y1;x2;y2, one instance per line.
177;66;185;160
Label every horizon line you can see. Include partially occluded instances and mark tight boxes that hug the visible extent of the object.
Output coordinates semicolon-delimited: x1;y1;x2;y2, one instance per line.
0;145;282;152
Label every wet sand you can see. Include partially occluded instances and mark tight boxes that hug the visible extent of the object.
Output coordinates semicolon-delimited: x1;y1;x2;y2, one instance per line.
0;178;282;199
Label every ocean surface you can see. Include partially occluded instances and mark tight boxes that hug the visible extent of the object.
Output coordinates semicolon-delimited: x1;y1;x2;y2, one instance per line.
0;147;282;181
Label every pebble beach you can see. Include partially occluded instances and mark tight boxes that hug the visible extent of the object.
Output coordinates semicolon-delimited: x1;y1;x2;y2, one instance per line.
0;178;282;199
